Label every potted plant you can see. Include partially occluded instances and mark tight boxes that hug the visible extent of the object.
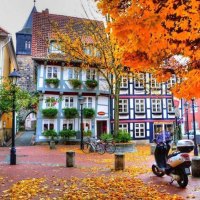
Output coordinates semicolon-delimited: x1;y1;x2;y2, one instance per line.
83;108;95;118
43;129;58;149
59;129;76;140
45;78;60;88
63;108;78;119
42;108;58;118
69;79;82;89
83;130;92;137
85;79;98;89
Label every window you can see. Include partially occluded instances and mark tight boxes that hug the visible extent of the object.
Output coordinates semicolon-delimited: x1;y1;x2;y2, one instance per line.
135;73;144;88
152;99;162;113
25;41;31;49
119;99;128;113
151;76;161;89
167;74;176;88
45;97;57;108
68;68;79;79
83;46;92;55
119;124;128;132
49;41;62;54
135;123;145;138
47;66;58;79
64;97;74;108
86;69;96;80
43;122;54;131
83;120;91;131
135;99;145;113
83;97;93;108
83;46;100;57
190;102;198;113
167;99;174;113
63;120;74;130
121;76;128;88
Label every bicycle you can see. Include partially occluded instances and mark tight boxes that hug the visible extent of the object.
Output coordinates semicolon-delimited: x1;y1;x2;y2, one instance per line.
82;137;105;155
102;138;116;154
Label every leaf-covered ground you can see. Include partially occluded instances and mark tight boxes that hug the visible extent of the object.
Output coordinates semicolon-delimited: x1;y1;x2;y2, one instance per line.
0;145;197;199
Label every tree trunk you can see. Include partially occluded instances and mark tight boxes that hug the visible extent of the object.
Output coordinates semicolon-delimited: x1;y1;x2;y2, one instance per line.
113;80;120;135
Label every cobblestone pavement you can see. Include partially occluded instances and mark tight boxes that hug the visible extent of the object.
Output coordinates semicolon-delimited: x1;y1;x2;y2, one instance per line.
0;145;200;199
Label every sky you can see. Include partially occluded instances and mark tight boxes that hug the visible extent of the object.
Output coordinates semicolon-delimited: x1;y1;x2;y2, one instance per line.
0;0;104;47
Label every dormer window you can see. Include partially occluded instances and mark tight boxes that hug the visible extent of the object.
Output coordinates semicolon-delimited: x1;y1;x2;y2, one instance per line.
49;41;62;54
25;41;31;49
83;46;100;57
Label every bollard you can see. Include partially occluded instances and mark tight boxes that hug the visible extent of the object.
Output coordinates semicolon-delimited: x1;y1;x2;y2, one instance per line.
192;156;200;177
115;153;125;170
66;151;75;167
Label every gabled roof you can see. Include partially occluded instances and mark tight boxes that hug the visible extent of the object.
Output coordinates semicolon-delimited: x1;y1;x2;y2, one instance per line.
0;27;9;36
32;9;104;58
17;6;37;34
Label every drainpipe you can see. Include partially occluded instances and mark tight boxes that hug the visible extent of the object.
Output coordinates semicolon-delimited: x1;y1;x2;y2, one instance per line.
0;35;12;79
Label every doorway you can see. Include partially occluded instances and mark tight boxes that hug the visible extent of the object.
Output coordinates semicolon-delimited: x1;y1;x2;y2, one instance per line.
97;121;107;138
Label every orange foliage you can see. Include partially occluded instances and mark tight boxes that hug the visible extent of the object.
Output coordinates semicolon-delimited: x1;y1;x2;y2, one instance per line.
97;0;200;97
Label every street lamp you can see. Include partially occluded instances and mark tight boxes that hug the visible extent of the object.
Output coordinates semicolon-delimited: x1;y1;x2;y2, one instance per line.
9;69;21;165
184;102;190;139
78;96;84;149
191;98;198;156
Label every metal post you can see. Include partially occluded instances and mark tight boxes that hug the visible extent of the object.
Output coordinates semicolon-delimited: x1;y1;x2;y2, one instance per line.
80;103;83;150
10;86;16;165
191;98;198;156
186;107;189;139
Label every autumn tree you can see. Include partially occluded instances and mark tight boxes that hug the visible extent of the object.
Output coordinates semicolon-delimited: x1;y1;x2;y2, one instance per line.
49;18;130;135
97;0;200;99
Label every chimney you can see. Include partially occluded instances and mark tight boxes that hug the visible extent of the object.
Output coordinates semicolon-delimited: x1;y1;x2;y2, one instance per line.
42;8;49;15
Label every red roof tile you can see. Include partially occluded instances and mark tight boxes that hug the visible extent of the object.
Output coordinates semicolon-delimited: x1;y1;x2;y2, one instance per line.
32;10;104;58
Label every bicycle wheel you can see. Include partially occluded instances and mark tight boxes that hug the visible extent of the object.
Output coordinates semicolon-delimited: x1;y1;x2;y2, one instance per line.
105;143;116;154
82;142;92;153
96;143;105;155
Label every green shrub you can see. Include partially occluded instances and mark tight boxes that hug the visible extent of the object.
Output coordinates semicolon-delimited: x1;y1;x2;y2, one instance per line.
59;129;76;139
114;130;131;143
69;79;82;89
83;130;92;137
63;108;78;118
100;133;113;142
45;78;60;87
43;129;57;140
42;108;58;118
83;108;95;118
85;79;98;89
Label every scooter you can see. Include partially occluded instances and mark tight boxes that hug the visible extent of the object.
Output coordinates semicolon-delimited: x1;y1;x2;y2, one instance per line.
152;139;194;188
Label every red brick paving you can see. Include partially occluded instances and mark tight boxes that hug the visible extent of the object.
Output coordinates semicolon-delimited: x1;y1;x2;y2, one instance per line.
0;145;200;199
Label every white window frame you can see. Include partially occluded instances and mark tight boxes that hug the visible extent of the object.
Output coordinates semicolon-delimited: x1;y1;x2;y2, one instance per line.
83;120;91;131
135;123;145;138
62;119;74;130
47;66;58;79
49;41;62;54
120;76;128;88
119;99;128;113
83;97;93;108
152;99;162;113
64;97;74;108
190;102;198;113
45;96;57;108
167;74;176;89
135;99;145;113
134;73;144;88
119;124;128;132
167;99;174;113
43;120;56;132
86;69;96;80
151;76;161;89
68;68;79;79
